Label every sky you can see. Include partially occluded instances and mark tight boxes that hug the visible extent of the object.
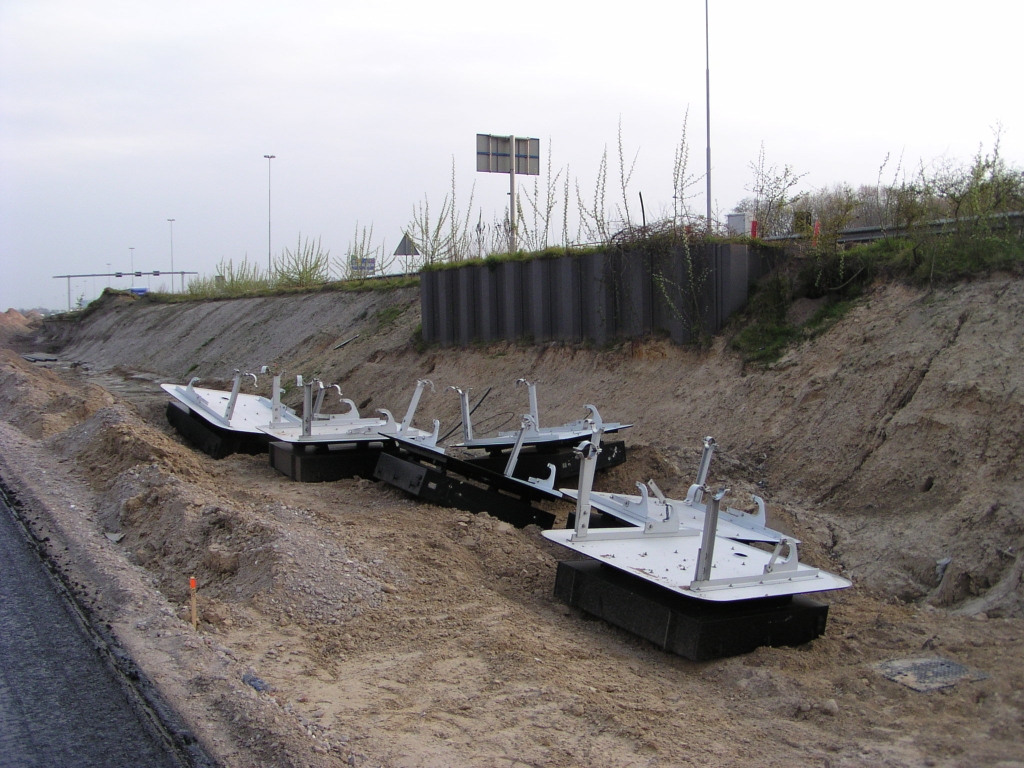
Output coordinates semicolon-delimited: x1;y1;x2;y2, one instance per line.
1;0;1021;312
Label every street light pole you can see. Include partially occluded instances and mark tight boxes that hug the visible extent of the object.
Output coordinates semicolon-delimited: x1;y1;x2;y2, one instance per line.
264;154;276;275
167;219;176;292
705;0;712;234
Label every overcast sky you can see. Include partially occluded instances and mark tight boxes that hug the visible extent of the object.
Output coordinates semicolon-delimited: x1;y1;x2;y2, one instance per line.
1;0;1021;311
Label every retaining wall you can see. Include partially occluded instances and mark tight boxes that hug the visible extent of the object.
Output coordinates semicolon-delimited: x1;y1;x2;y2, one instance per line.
421;243;774;346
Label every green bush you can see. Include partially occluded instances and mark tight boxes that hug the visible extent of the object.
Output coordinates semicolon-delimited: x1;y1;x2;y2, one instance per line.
275;234;330;287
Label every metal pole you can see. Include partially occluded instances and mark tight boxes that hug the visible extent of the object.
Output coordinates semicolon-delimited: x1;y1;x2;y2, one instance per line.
129;247;135;287
167;219;175;292
504;414;534;477
459;388;473;442
693;435;717;504
271;374;283;425
264;154;275;275
509;135;517;254
571;432;603;541
66;276;71;312
302;379;313;437
705;0;712;233
695;487;727;582
526;381;539;429
224;370;243;421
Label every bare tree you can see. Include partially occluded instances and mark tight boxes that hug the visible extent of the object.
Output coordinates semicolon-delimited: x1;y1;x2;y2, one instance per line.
745;143;807;237
521;140;563;252
407;194;453;267
576;147;610;244
672;107;704;230
334;222;384;279
615;118;639;232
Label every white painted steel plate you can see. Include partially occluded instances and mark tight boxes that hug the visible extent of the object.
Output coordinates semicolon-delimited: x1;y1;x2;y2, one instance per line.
559;489;788;544
457;421;632;449
542;528;850;602
162;384;298;434
257;421;435;445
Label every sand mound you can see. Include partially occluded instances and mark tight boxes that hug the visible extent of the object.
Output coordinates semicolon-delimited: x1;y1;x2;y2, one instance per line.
0;350;115;437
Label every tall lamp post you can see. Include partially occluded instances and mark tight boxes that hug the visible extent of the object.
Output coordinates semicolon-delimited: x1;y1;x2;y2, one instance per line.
704;0;712;233
264;154;276;275
167;219;176;292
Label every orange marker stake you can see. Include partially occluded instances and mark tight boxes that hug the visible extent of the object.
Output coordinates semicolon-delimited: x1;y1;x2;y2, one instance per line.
190;576;198;631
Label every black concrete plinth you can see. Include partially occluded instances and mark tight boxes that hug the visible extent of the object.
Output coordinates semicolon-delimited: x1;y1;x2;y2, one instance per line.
465;440;627;482
554;559;829;661
166;401;267;459
374;452;555;529
269;441;386;483
566;508;635;529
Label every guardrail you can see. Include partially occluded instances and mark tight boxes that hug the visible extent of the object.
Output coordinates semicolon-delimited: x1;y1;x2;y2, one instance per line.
764;211;1024;245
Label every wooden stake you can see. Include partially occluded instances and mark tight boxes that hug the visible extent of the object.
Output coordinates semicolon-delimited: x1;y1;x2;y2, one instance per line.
190;576;198;631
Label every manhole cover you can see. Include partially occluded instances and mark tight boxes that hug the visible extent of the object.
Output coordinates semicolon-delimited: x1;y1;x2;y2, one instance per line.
875;657;988;692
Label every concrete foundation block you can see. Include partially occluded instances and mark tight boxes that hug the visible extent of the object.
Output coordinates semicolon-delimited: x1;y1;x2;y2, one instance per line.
166;401;267;459
269;441;386;482
554;559;830;661
373;452;555;529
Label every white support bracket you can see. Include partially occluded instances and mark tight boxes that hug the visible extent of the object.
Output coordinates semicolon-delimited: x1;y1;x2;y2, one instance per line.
570;429;604;541
515;378;541;429
691;436;716;505
504;413;536;477
224;370;257;421
447;386;474;442
694;487;728;582
401;379;434;432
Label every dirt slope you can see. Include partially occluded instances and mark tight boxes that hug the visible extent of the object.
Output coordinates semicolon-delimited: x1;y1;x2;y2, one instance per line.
38;279;1024;615
1;277;1021;767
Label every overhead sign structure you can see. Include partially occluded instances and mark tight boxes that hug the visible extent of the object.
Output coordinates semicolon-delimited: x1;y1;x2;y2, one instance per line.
52;270;198;311
476;134;540;253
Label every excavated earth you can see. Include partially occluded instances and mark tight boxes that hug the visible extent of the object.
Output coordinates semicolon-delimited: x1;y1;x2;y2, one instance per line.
0;279;1022;767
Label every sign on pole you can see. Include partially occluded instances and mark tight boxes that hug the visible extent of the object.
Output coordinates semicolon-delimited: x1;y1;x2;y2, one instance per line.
394;232;420;257
476;135;540;175
476;134;540;253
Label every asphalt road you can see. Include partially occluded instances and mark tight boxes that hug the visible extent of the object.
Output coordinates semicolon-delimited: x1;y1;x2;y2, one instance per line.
0;491;184;768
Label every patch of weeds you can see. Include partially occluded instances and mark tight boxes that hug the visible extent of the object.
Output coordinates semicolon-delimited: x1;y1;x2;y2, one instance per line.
200;336;216;348
805;299;855;333
375;304;406;327
150;274;419;303
910;233;1024;283
186;363;198;375
419;245;605;273
412;324;428;353
801;233;1024;295
730;273;797;364
731;322;800;364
